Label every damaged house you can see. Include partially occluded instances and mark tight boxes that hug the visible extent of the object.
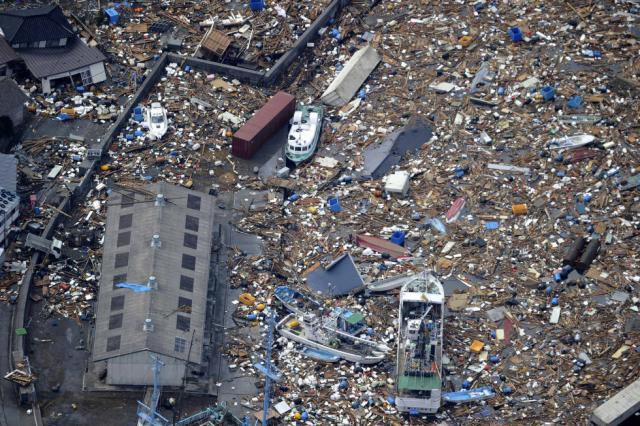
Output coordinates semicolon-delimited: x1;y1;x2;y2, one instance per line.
0;5;106;93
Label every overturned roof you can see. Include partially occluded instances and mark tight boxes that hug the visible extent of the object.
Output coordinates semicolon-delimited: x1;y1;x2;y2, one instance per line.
93;182;215;363
0;5;74;44
359;116;433;179
18;36;105;79
305;253;365;297
321;45;381;107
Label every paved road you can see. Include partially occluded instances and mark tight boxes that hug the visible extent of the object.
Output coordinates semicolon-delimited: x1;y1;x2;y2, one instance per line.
0;304;33;426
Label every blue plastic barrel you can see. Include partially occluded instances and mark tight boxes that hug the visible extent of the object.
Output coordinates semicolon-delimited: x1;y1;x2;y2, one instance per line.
508;27;523;42
327;197;342;213
250;0;265;11
541;86;555;101
389;231;406;246
288;193;300;202
134;129;144;138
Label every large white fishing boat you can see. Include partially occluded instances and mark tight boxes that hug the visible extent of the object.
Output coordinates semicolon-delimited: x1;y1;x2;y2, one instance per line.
395;271;444;414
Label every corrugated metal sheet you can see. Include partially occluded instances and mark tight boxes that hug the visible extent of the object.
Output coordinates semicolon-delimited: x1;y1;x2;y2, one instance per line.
93;182;215;365
232;91;295;159
106;351;185;386
0;36;18;65
321;45;381;107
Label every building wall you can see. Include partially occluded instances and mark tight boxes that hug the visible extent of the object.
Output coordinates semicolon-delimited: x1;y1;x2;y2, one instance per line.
41;61;106;93
106;351;186;386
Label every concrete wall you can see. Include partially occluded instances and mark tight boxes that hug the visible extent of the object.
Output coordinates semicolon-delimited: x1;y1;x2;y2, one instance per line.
106;351;185;386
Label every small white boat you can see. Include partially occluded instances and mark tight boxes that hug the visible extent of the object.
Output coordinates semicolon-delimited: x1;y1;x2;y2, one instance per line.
144;102;168;139
548;134;595;150
366;273;414;293
277;313;388;364
285;105;323;165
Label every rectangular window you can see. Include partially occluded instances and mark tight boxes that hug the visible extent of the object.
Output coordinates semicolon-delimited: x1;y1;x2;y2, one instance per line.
178;297;192;311
119;214;133;229
110;295;125;311
106;335;121;352
176;315;190;331
109;313;123;330
121;192;135;208
117;231;131;247
115;252;129;268
183;233;197;249
179;275;194;292
174;337;186;353
187;194;201;211
112;274;127;289
181;254;196;271
185;215;199;232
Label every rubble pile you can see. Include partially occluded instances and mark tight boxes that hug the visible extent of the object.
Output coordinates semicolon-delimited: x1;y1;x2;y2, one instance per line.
2;0;639;424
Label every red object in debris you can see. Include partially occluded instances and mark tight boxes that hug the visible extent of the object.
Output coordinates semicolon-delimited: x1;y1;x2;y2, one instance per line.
355;234;411;259
563;147;602;164
29;194;37;209
59;282;70;291
232;91;296;159
445;197;466;223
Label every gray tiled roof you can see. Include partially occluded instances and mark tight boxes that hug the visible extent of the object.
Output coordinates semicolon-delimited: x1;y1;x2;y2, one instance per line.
0;35;18;65
0;5;74;44
93;182;215;363
18;37;105;78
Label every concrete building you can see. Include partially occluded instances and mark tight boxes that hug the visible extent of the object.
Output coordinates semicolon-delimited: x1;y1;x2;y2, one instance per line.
0;5;106;93
92;182;215;387
0;153;19;248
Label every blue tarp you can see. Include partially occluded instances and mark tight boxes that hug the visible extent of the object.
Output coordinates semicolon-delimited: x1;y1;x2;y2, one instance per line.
105;8;119;25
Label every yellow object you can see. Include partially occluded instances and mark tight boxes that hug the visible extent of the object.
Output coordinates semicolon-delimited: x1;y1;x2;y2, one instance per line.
60;107;76;117
512;204;528;215
239;293;256;306
256;303;266;312
307;206;318;214
294;413;301;420
459;36;474;47
286;319;300;329
100;165;110;171
470;340;485;353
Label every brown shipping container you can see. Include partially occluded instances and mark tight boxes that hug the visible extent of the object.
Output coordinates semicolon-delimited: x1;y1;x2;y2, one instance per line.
232;91;296;159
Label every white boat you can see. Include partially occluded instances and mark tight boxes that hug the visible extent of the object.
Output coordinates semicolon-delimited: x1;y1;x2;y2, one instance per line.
144;102;168;139
285;105;323;165
366;273;414;293
395;271;444;414
277;313;389;364
548;134;595;150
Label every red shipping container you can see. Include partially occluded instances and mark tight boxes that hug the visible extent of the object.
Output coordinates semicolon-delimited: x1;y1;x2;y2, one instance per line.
232;91;296;159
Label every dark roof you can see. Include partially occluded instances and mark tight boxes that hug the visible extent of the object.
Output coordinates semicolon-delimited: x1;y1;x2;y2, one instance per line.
18;37;105;78
305;253;365;296
0;35;18;65
0;5;74;44
0;77;28;120
93;183;216;363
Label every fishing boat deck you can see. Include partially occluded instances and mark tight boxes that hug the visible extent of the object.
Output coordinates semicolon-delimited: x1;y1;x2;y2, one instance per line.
398;374;441;391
